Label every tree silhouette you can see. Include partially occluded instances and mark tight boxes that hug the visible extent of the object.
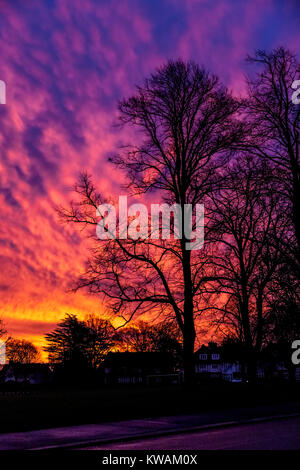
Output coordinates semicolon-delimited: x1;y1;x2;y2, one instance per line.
207;156;289;381
6;338;40;364
44;314;114;369
267;270;300;382
246;47;300;276
59;60;246;385
116;320;182;358
85;314;115;368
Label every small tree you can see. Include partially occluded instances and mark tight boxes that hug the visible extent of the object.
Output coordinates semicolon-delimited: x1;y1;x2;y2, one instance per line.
44;314;114;369
207;156;288;381
115;322;155;353
116;320;182;356
246;47;300;275
268;273;300;382
6;338;40;364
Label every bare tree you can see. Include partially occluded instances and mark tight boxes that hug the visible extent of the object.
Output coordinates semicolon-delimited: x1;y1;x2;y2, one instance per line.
115;321;155;353
6;338;40;364
59;60;246;384
206;156;289;381
61;60;244;383
115;320;182;357
267;266;300;382
246;47;300;274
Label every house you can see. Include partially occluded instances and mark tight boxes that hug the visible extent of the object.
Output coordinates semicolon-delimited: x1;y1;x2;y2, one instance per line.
101;352;179;385
0;363;52;386
195;342;300;382
195;344;242;382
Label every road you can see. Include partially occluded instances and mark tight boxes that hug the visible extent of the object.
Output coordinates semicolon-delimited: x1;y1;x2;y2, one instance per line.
82;416;300;450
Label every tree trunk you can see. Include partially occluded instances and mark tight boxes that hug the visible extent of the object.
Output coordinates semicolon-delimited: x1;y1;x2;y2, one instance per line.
181;233;196;386
183;314;196;386
239;277;256;383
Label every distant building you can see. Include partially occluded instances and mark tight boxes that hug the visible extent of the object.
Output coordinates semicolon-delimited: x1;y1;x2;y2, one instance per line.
0;363;52;385
195;343;300;382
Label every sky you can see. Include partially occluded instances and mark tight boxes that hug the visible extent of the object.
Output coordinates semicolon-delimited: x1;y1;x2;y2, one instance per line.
0;0;299;353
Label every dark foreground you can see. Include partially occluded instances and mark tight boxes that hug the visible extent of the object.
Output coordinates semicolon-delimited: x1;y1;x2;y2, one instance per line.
0;382;300;434
0;401;300;450
84;416;300;450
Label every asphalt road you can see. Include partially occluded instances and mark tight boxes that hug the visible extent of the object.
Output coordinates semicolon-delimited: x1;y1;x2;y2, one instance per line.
83;416;300;450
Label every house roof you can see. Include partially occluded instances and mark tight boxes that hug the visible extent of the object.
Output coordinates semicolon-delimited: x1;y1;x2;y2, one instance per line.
195;344;221;355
